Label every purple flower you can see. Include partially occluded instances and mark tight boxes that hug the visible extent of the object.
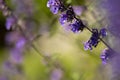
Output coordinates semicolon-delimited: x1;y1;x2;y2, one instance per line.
84;29;100;50
84;41;92;50
47;0;61;14
6;16;16;30
50;5;59;14
10;49;23;64
100;28;107;37
100;48;109;64
59;14;68;25
59;7;75;25
69;19;85;33
66;6;75;21
50;68;63;80
72;6;85;16
89;29;100;47
15;37;26;49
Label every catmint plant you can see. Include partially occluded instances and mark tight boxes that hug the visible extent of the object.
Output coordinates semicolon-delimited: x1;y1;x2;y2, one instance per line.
0;0;119;80
47;0;110;64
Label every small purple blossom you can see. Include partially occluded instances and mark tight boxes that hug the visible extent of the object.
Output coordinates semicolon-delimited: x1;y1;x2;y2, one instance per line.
69;19;85;33
100;48;109;64
59;13;68;25
15;37;26;49
6;16;16;30
84;29;100;50
47;0;61;14
50;68;63;80
59;7;75;25
89;29;100;47
100;28;107;37
10;49;23;64
50;5;59;14
84;41;92;50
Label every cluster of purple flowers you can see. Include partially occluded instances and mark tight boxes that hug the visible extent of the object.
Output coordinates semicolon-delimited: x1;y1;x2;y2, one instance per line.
6;31;26;63
84;28;107;50
47;0;85;33
47;0;109;64
0;0;27;78
0;0;26;64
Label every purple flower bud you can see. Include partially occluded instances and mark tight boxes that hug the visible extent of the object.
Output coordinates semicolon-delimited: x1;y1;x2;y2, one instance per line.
15;37;26;49
100;28;107;37
69;19;85;33
10;49;23;64
84;41;92;50
90;29;100;46
6;16;15;30
59;14;68;25
50;68;63;80
47;0;61;14
50;5;59;14
84;29;100;50
47;0;56;7
59;7;75;25
100;48;109;64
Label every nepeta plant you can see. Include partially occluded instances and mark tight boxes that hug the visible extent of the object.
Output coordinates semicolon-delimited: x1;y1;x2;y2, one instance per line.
47;0;110;64
0;1;64;79
0;0;33;78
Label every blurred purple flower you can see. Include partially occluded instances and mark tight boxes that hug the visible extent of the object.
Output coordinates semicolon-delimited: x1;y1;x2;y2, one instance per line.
15;37;26;49
50;68;63;80
6;16;16;30
10;49;23;64
100;48;110;64
11;0;34;16
3;61;14;70
0;76;8;80
72;6;86;16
